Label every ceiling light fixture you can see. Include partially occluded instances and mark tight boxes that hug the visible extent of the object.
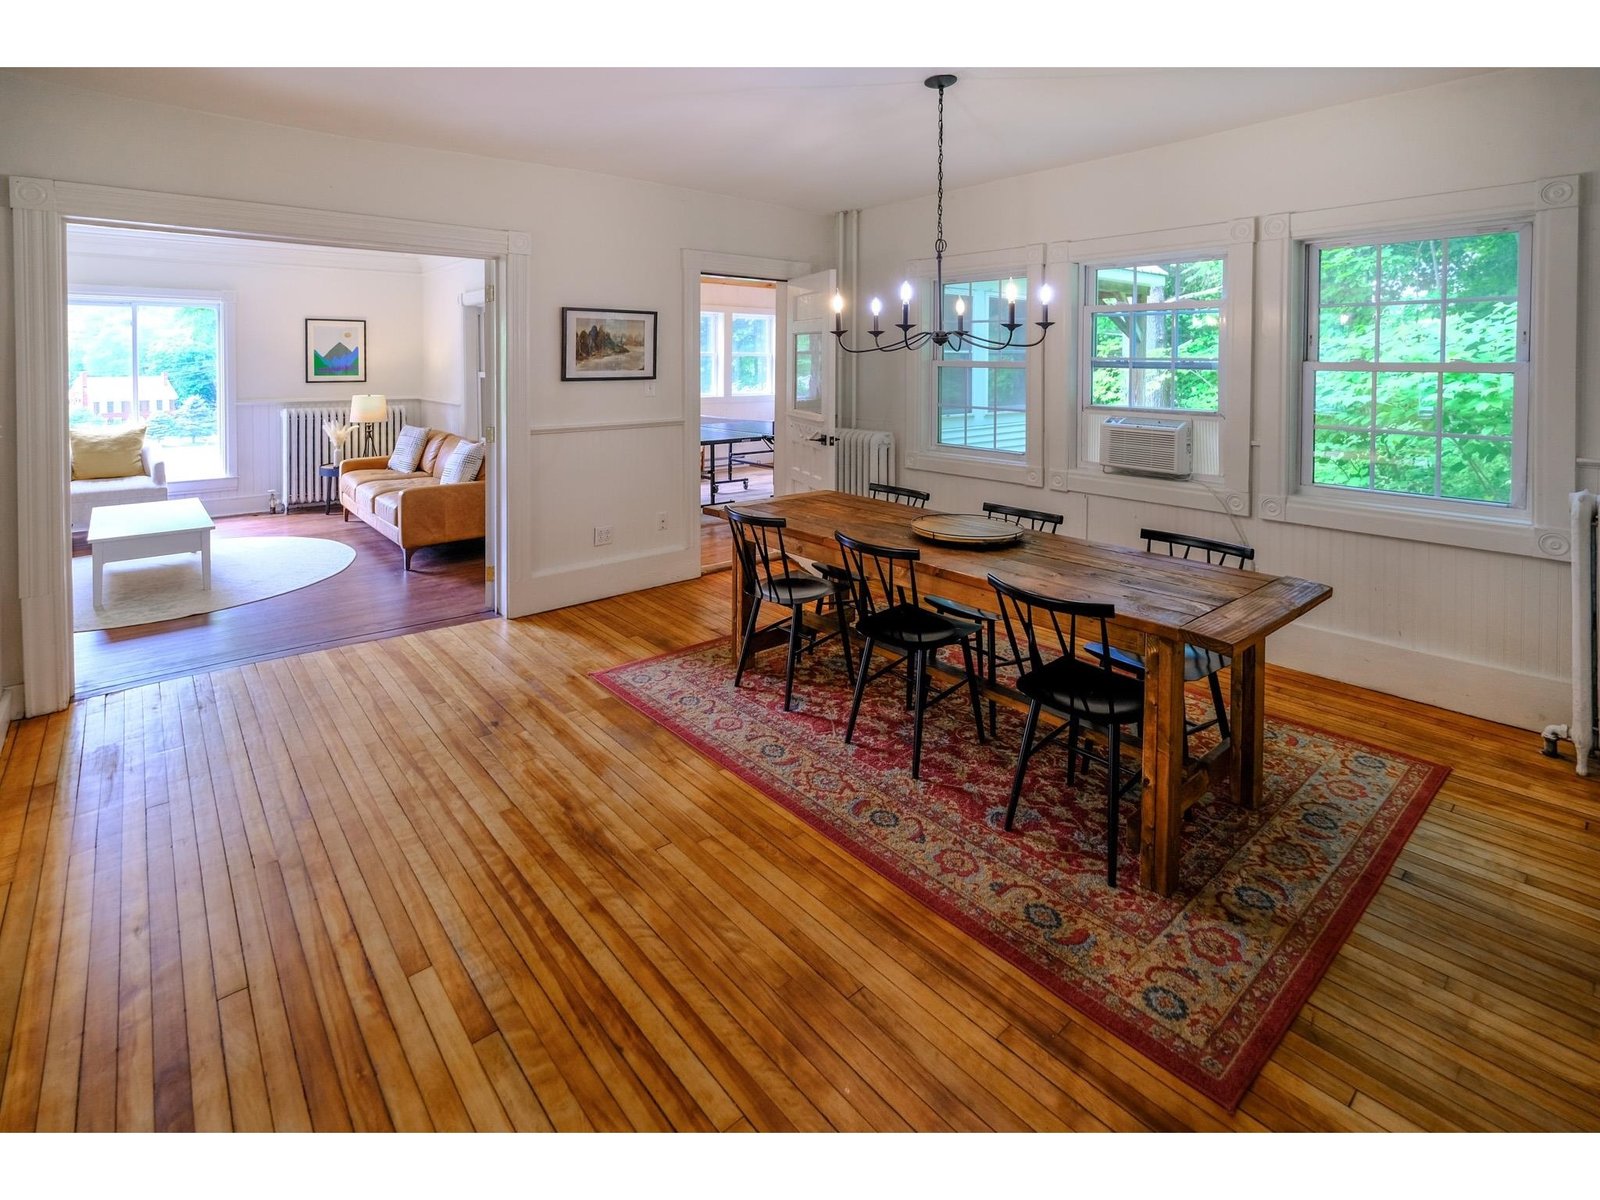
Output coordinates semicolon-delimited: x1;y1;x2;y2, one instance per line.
831;74;1053;355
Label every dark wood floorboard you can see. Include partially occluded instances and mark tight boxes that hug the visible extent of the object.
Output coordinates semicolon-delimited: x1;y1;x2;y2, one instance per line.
72;510;491;698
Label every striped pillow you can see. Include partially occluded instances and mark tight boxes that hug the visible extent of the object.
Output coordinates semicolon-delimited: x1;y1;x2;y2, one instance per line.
439;438;486;484
387;424;429;472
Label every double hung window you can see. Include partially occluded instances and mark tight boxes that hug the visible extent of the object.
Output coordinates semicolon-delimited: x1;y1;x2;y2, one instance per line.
1303;227;1527;508
1085;256;1223;412
934;276;1029;455
700;310;775;400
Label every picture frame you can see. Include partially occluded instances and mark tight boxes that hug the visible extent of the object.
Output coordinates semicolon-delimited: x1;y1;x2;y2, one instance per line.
305;318;367;383
561;307;657;381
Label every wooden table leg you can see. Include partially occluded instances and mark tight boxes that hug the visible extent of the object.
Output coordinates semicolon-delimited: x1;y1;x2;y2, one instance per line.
729;535;751;660
1139;633;1186;896
1228;641;1265;809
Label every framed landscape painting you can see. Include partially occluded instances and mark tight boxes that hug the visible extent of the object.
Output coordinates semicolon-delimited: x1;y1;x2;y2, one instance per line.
561;307;657;381
305;318;367;383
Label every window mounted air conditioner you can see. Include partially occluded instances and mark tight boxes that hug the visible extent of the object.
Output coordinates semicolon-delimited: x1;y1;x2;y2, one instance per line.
1100;416;1193;478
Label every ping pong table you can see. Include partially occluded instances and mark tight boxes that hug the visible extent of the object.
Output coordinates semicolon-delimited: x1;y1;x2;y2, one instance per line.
700;419;775;504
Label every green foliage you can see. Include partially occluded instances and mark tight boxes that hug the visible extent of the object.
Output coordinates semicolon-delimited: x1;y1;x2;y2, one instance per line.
1309;231;1519;506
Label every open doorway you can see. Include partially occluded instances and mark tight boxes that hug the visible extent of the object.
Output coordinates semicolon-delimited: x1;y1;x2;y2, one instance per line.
698;274;776;570
65;225;495;697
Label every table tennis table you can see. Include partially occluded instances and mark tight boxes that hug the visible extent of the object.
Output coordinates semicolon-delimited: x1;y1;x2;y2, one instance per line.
700;419;775;505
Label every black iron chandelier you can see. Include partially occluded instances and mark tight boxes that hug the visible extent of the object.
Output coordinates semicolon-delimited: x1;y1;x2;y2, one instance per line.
831;73;1054;355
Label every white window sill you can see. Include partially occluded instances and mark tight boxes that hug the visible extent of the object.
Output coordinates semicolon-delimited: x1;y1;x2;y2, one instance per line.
1060;467;1250;518
1265;491;1566;559
905;447;1040;488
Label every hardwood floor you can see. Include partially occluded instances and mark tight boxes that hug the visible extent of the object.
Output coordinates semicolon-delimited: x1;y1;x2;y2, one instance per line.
1;570;1597;1131
73;511;492;697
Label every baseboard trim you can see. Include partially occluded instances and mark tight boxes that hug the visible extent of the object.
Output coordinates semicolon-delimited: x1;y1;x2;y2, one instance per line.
0;684;20;732
1268;623;1567;734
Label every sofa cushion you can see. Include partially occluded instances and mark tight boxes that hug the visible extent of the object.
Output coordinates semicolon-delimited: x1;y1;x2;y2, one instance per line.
71;424;148;480
388;424;429;472
419;431;457;475
373;478;439;526
347;473;427;517
439;439;486;484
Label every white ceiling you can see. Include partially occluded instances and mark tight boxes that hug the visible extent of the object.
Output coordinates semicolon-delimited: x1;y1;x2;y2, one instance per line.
22;67;1495;214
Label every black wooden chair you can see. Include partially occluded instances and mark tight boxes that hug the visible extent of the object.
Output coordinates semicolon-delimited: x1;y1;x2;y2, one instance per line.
1084;528;1255;758
834;530;987;779
867;482;931;508
726;508;853;711
926;502;1065;734
988;573;1145;887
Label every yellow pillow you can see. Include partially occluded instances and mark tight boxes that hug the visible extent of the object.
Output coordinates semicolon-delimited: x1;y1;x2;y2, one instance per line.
71;425;147;481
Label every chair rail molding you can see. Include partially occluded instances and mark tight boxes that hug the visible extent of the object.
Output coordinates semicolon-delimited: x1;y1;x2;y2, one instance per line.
10;175;527;716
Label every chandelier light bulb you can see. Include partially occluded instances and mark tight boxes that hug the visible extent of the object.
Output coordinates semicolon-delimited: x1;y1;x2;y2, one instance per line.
899;281;913;304
954;297;966;316
1038;283;1054;307
831;292;844;313
1004;281;1018;305
870;297;882;317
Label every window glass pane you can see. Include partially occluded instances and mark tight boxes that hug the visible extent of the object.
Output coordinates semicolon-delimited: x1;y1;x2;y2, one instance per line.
936;365;1025;453
732;355;770;395
1447;232;1519;297
1175;310;1220;359
1318;307;1375;361
1441;371;1514;438
1440;437;1513;504
1372;433;1437;495
1318;245;1376;305
1313;371;1372;426
1091;366;1129;407
1174;259;1224;301
1378;303;1441;362
1130;312;1172;360
1132;368;1173;408
792;332;820;415
1095;268;1134;305
1170;370;1219;411
731;314;770;353
700;356;715;395
939;278;1025;364
68;304;134;422
1094;314;1128;358
699;313;718;353
138;303;221;481
1444;300;1518;363
1311;429;1372;488
1375;372;1439;432
1378;240;1442;301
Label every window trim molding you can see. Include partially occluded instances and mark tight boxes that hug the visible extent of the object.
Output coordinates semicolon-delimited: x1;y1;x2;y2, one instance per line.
1048;218;1256;517
67;284;238;484
1256;176;1579;560
903;243;1046;487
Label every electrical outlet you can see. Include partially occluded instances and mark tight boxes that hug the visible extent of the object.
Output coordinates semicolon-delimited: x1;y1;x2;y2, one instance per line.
593;525;613;546
656;511;668;532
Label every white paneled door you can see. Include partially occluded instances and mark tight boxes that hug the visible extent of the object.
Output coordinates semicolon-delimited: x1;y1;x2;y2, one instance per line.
776;268;837;493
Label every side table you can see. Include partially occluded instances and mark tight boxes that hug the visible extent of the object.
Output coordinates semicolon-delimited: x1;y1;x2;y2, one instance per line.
319;463;340;515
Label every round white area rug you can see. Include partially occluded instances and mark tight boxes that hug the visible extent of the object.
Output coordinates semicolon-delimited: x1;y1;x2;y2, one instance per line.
74;536;357;632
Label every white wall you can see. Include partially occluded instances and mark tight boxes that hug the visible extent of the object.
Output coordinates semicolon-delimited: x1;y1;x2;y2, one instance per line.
65;228;478;514
0;69;834;694
420;256;489;436
850;69;1600;731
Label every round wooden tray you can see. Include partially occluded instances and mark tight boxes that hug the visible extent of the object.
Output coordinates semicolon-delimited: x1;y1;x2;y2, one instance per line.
910;513;1025;547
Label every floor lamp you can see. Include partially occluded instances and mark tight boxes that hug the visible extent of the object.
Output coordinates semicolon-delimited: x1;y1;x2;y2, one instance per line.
350;393;388;456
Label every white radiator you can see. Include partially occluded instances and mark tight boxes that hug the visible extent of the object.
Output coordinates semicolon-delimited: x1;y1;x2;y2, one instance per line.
1573;490;1597;775
280;403;406;508
835;429;894;495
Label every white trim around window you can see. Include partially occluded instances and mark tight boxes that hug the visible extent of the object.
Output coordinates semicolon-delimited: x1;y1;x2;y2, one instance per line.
1048;218;1256;517
1255;176;1579;560
903;244;1047;487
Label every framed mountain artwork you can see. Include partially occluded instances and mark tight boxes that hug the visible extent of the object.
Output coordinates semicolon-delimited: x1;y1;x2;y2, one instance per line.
306;318;367;383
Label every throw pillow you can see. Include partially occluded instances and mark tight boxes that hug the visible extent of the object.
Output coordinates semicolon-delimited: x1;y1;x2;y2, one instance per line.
439;438;486;484
71;424;147;481
387;424;429;473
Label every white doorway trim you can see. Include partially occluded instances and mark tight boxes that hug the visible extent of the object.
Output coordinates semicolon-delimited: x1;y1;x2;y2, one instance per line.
9;175;529;717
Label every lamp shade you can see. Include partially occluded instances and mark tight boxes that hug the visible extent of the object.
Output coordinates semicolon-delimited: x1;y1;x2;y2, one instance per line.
350;393;388;423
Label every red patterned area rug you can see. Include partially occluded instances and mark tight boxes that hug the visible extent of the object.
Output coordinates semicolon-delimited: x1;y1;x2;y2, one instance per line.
593;639;1447;1111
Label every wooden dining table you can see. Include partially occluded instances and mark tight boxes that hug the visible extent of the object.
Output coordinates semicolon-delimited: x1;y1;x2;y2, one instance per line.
725;490;1333;896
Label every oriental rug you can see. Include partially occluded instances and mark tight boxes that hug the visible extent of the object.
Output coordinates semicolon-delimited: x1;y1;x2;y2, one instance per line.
593;639;1446;1112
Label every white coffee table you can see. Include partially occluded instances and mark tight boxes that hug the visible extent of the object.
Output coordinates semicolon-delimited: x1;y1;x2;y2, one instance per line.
87;497;216;609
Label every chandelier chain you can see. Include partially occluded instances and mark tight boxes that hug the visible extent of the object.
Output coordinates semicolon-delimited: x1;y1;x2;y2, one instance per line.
935;80;945;255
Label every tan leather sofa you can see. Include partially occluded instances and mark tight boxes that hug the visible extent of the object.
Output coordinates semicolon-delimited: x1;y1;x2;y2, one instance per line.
339;429;485;570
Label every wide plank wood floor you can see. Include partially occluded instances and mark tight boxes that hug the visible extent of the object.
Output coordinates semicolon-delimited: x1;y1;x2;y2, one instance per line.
2;570;1597;1131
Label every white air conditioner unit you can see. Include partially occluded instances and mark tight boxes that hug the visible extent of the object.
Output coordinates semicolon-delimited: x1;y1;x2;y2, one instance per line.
1101;416;1193;478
